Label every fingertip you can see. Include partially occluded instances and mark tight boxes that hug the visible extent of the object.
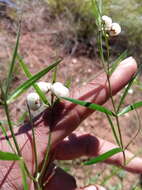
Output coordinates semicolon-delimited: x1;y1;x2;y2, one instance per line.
110;57;137;95
126;156;142;173
119;56;137;66
113;56;137;76
118;57;137;72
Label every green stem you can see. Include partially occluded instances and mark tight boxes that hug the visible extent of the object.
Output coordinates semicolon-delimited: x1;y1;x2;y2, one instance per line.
98;31;107;72
27;103;38;174
4;102;21;155
38;95;56;186
38;131;52;182
0;123;16;153
106;67;126;164
106;114;120;146
96;1;125;161
23;161;36;182
103;28;126;164
0;85;21;156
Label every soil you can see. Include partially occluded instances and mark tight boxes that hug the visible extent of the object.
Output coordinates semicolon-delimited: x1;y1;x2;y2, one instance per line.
0;1;142;189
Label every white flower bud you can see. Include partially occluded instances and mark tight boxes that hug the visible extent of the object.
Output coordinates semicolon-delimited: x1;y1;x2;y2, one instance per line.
37;82;51;93
51;82;69;98
102;15;112;30
109;23;121;36
26;92;41;111
128;88;134;94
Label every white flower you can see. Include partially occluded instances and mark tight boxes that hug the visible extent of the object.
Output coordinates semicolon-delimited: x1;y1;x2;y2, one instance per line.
109;23;121;36
37;82;51;93
51;82;69;98
128;88;134;94
26;92;41;111
102;15;112;30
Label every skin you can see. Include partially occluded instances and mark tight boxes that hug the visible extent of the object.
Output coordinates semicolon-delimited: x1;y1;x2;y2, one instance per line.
0;57;141;190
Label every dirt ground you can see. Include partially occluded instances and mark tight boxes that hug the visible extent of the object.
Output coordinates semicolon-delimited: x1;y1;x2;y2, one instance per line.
0;1;142;189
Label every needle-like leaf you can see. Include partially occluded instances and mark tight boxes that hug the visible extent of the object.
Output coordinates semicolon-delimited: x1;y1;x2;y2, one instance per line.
84;148;122;165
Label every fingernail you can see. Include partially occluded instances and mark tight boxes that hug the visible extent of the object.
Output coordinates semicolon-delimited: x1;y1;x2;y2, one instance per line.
119;57;137;67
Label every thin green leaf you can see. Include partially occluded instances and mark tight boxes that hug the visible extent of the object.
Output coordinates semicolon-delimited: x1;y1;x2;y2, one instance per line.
91;0;102;29
84;148;122;165
65;78;72;88
117;64;142;113
7;60;61;104
19;159;29;190
0;151;20;160
39;130;52;180
109;50;128;75
17;55;49;105
106;114;120;146
124;107;141;150
63;97;115;116
52;66;57;84
118;101;142;116
5;21;21;97
98;0;103;16
0;123;15;152
0;83;21;155
91;0;106;69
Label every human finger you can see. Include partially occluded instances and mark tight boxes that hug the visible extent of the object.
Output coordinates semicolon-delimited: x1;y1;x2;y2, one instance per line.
53;133;142;173
50;57;137;147
0;57;137;188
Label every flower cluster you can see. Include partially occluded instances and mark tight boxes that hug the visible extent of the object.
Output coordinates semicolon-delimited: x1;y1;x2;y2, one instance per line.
26;81;69;111
102;15;121;36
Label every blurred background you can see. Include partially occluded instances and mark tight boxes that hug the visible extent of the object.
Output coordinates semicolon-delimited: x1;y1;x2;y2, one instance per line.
0;0;142;189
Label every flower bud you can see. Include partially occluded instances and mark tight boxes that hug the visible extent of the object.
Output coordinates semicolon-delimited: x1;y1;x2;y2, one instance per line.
26;92;41;111
109;23;121;36
37;82;51;93
128;88;134;94
51;82;69;98
102;15;112;30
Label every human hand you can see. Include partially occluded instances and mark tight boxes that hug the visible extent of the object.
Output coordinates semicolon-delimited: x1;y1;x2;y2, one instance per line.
0;57;141;190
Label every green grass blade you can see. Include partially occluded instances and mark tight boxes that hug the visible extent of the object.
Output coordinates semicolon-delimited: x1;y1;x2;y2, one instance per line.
17;55;49;105
5;21;21;97
19;159;29;190
118;101;142;116
63;97;115;116
7;60;61;104
109;50;128;75
0;151;20;160
84;148;122;165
